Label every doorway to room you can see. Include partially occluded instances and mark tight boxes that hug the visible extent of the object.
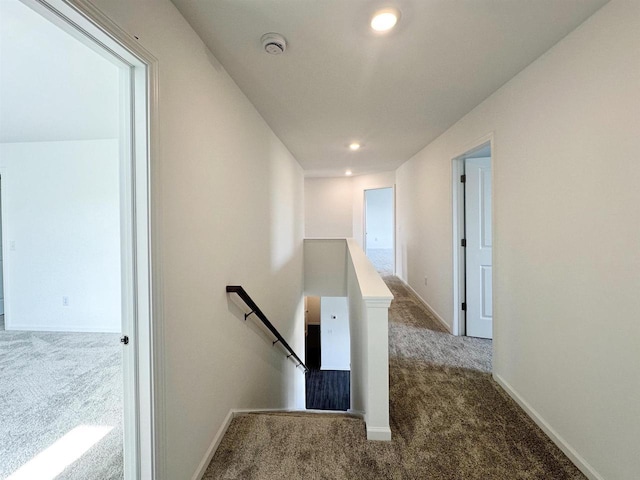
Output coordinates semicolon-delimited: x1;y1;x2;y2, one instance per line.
364;187;394;276
0;1;126;477
453;141;493;339
0;0;156;478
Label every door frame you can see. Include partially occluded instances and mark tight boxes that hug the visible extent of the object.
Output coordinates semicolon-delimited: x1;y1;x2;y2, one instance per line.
0;171;7;322
451;133;494;337
363;186;396;275
20;0;164;478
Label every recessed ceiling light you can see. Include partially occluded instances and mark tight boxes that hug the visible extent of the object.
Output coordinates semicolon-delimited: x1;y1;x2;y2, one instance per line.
349;142;361;151
345;170;353;176
371;8;400;32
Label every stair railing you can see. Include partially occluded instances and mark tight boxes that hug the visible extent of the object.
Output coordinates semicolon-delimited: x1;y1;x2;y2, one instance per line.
226;285;308;373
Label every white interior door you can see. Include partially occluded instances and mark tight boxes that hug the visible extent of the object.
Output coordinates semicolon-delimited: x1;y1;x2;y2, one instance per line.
465;157;492;338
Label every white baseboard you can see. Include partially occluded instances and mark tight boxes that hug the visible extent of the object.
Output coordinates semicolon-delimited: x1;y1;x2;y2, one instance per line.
303;408;355;415
5;324;120;333
191;409;290;480
493;374;603;480
347;408;365;418
228;407;290;415
366;426;392;441
320;365;349;371
399;279;451;333
191;409;235;480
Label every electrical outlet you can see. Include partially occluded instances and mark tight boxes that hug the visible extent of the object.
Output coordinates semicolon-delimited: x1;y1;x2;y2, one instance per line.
424;277;428;286
62;296;69;307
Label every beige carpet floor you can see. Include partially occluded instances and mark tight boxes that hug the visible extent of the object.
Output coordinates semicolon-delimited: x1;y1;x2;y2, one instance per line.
204;276;585;479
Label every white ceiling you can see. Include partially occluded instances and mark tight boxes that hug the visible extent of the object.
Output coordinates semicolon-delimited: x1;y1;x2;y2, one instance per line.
0;0;120;143
170;0;608;177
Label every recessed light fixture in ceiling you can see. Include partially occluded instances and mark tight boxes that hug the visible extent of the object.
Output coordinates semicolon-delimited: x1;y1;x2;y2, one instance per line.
261;33;287;55
349;142;361;151
371;8;400;32
345;170;353;176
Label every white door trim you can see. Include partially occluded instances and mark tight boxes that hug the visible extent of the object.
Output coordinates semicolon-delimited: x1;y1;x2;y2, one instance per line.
451;133;494;337
0;170;9;326
21;0;165;478
452;157;466;337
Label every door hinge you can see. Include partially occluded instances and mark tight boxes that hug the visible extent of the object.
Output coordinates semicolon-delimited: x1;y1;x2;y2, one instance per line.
461;302;467;311
120;335;129;345
461;238;466;247
460;174;466;183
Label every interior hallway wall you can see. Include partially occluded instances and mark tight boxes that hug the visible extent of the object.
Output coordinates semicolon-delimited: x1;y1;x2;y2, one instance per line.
304;171;395;245
0;140;121;332
305;176;353;238
395;1;640;479
90;1;305;478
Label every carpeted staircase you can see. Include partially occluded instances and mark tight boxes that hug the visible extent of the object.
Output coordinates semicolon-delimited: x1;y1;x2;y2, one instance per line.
203;276;585;479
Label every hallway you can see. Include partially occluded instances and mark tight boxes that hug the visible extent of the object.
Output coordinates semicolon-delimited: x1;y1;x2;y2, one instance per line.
204;275;584;479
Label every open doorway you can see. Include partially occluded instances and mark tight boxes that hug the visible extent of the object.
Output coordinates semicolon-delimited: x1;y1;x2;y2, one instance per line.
0;1;125;477
364;187;395;276
453;141;493;339
0;0;156;478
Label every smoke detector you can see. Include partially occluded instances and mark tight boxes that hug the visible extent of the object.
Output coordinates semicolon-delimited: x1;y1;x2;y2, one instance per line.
261;33;287;55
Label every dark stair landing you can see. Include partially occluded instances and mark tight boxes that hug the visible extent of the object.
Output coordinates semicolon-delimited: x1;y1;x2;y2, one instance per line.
305;324;350;410
305;370;350;411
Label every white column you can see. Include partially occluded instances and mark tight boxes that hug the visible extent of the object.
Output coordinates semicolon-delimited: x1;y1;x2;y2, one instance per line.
363;298;392;441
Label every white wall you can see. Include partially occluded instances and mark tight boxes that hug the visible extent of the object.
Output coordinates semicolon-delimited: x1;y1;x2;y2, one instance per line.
89;1;305;478
0;140;121;332
304;171;395;246
396;1;640;478
364;188;394;250
304;239;347;297
320;297;350;371
0;0;120;143
304;176;353;238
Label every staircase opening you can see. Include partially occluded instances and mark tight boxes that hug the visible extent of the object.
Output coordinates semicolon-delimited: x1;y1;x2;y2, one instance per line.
304;296;350;411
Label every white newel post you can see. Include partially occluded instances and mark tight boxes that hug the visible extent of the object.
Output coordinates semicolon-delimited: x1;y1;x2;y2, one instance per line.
364;297;392;441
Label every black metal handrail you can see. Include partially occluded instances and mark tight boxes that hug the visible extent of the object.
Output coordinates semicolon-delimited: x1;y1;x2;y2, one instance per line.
226;285;308;373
